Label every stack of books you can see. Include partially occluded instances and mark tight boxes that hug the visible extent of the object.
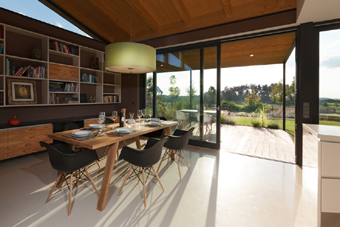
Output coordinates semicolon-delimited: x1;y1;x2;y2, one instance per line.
49;82;79;92
103;95;118;103
81;73;100;83
5;58;47;78
49;40;79;55
0;42;3;54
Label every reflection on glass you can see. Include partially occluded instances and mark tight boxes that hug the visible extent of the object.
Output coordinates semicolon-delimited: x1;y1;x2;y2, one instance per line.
319;29;340;126
156;50;200;139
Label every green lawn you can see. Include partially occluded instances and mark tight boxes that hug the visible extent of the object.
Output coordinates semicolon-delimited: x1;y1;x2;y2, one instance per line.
227;116;340;140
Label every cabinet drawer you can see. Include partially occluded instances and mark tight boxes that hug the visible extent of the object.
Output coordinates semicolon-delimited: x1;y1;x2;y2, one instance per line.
49;63;79;81
322;179;340;213
322;142;340;178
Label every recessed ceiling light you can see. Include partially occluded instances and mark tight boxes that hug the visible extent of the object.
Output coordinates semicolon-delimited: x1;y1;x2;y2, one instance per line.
250;53;254;57
161;64;164;66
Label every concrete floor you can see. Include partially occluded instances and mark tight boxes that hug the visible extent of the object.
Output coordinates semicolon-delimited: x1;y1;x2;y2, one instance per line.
0;142;318;227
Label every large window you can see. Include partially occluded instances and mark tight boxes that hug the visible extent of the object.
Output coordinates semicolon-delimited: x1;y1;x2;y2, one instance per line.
319;29;340;125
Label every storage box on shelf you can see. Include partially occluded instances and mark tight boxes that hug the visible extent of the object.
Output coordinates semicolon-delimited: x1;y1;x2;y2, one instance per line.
0;23;121;107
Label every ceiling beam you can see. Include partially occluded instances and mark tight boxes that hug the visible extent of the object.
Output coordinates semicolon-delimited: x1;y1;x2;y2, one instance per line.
126;0;161;33
89;0;134;38
221;0;233;18
171;0;192;26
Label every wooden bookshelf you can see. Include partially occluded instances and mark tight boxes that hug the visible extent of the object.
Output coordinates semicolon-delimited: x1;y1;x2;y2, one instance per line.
0;22;121;107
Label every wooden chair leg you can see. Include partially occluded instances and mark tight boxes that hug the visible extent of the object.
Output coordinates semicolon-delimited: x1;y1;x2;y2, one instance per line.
176;153;181;180
167;150;171;165
95;160;100;169
76;170;79;188
156;149;167;173
180;150;190;169
46;173;62;203
68;172;73;216
151;166;164;191
101;146;109;158
123;140;128;146
138;167;142;179
85;168;99;196
142;169;147;208
118;166;133;196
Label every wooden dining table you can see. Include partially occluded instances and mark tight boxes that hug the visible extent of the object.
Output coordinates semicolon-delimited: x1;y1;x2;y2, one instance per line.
47;120;177;211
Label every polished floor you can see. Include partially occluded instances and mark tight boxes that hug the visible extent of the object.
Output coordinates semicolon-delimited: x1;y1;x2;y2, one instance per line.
0;142;317;227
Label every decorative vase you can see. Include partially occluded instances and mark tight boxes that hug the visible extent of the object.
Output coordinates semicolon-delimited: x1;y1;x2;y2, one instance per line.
8;116;20;126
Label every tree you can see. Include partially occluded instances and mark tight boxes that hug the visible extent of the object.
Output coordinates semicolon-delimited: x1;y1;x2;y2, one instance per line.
169;75;180;105
244;87;261;106
206;86;216;107
186;84;198;108
146;76;153;92
270;81;284;106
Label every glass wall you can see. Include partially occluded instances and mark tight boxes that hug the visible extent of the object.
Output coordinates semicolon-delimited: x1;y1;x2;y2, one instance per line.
285;49;295;137
203;47;217;143
146;73;154;116
319;28;340;125
156;49;201;139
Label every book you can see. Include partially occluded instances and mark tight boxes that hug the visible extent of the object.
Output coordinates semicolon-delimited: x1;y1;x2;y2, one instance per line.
0;43;3;54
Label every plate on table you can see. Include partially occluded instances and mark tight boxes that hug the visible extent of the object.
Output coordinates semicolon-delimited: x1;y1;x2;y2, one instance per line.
148;122;161;126
147;118;160;122
115;128;133;134
89;124;103;129
72;130;93;137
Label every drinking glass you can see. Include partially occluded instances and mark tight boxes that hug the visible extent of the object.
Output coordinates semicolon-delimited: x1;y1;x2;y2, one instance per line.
98;112;106;133
112;111;118;122
137;109;143;125
129;113;134;120
142;108;146;124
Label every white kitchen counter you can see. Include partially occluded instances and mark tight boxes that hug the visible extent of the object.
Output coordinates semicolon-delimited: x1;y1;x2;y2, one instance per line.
303;123;340;142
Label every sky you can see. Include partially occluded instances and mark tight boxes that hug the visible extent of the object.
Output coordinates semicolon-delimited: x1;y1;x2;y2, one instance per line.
0;0;91;38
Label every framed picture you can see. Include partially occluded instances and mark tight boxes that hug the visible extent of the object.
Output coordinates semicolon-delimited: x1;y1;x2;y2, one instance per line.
7;78;37;105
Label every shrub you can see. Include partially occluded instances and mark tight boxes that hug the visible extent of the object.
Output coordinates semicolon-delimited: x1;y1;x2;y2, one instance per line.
267;123;279;129
251;118;261;127
221;100;241;111
221;115;236;125
258;106;267;127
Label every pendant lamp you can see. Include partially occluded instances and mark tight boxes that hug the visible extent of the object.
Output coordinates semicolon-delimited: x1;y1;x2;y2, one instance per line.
105;42;156;74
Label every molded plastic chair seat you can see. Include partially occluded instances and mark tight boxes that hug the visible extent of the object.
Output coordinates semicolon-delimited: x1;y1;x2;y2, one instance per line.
118;137;168;208
157;128;194;179
40;141;99;215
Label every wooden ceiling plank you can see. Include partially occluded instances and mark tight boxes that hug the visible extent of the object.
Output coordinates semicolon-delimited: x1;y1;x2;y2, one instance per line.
126;0;161;33
221;0;233;18
171;0;193;26
89;0;134;38
278;0;285;5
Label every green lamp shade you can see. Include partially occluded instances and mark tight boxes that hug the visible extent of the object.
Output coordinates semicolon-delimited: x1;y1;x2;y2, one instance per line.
105;42;156;74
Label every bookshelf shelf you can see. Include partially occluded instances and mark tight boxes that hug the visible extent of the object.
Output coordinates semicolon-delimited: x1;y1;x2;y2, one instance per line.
6;55;47;64
5;75;47;80
49;92;78;94
49;49;79;58
103;83;119;87
80;67;102;73
0;23;121;108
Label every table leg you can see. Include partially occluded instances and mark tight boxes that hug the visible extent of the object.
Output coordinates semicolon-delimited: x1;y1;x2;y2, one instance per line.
135;136;141;149
164;127;175;160
97;142;119;211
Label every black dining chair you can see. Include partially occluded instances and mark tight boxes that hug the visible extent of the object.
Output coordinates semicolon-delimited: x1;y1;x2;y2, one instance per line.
157;127;194;179
118;137;168;208
40;141;99;216
62;122;100;169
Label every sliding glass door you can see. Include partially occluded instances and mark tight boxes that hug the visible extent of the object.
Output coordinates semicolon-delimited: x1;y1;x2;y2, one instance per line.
155;46;220;149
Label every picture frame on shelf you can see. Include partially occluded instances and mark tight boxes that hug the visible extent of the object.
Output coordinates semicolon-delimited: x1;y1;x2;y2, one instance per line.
7;78;37;105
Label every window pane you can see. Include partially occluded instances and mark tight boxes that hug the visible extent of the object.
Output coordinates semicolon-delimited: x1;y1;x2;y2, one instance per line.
319;29;340;125
156;50;200;139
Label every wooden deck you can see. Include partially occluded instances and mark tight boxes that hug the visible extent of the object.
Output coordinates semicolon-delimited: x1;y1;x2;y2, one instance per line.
220;125;296;164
